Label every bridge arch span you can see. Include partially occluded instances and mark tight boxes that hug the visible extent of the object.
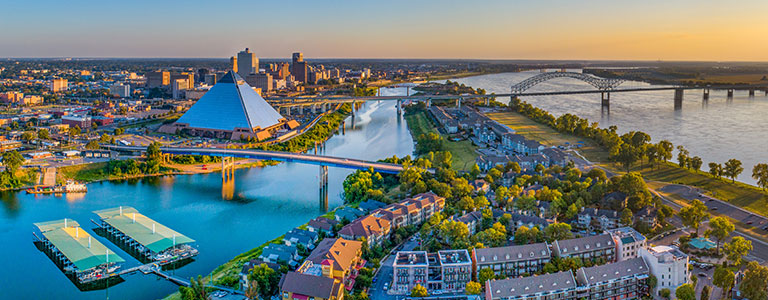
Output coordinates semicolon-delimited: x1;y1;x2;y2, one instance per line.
511;72;625;94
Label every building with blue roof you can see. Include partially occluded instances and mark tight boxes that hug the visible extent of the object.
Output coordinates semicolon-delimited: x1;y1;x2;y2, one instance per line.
160;71;298;140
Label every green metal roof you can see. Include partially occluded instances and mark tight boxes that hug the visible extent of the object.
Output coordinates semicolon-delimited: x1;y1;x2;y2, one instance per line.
34;219;125;271
94;206;194;253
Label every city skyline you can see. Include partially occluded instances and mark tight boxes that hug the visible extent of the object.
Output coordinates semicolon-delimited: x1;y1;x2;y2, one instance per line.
2;0;768;61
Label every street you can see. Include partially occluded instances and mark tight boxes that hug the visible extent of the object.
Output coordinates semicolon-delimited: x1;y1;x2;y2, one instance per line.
370;237;420;300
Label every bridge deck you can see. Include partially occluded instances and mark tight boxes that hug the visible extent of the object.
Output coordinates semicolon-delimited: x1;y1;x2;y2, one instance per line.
105;145;417;174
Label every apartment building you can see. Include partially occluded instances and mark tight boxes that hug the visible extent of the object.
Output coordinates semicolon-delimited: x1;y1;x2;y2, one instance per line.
552;234;616;263
485;271;578;300
639;245;689;295
392;249;472;294
608;227;647;261
575;257;650;300
473;243;551;278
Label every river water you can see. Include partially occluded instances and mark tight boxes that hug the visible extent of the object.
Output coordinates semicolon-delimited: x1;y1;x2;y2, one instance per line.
0;87;413;299
448;71;768;185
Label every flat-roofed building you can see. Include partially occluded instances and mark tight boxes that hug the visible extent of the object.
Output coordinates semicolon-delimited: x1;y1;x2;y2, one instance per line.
50;78;68;92
639;245;689;295
485;271;578;300
607;227;647;261
473;243;551;278
553;234;615;264
61;115;92;129
575;257;649;300
393;251;428;294
146;71;170;88
110;83;131;98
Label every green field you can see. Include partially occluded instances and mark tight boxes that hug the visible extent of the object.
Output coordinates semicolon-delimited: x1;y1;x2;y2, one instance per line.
488;110;768;217
404;111;478;171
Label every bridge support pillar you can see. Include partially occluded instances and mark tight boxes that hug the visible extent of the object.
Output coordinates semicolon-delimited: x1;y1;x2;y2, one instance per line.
298;105;304;115
674;88;684;109
221;157;235;183
312;104;317;114
727;89;734;98
601;92;610;107
703;88;710;100
484;97;490;106
456;97;462;109
426;98;431;108
397;99;402;115
749;89;755;97
342;120;345;135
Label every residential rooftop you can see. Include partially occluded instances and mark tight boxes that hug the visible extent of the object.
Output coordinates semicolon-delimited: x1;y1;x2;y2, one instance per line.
486;271;577;298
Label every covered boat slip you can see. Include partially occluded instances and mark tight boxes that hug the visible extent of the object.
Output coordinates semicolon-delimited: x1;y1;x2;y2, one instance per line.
33;219;125;272
94;206;195;255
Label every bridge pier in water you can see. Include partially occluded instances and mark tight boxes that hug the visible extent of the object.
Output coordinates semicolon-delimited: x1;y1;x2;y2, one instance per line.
749;89;755;97
600;92;610;108
727;89;734;98
396;99;402;115
674;88;684;110
319;165;328;212
221;157;235;183
703;88;710;100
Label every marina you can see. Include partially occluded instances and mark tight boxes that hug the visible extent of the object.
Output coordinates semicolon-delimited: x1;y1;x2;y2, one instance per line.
27;181;88;195
93;206;198;263
33;219;125;285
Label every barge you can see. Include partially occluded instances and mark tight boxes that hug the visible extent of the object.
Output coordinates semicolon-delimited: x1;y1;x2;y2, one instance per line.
27;180;88;194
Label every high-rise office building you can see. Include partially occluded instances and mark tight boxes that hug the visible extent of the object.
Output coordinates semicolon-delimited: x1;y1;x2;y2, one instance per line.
172;78;190;99
146;71;170;88
291;52;307;83
171;73;195;90
236;48;258;79
110;83;131;98
197;69;210;83
50;78;68;92
246;72;273;93
230;56;238;73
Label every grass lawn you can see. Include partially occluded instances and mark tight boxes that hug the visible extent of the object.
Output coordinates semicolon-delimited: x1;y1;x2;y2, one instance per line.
57;162;109;183
403;111;478;171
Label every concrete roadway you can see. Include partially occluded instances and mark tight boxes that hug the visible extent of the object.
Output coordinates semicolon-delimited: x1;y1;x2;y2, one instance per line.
103;145;421;175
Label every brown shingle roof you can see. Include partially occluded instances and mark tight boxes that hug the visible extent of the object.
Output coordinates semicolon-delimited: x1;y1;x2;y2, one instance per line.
306;238;362;273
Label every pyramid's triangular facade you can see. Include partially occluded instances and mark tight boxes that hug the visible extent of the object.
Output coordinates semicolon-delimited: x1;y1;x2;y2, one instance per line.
176;71;284;132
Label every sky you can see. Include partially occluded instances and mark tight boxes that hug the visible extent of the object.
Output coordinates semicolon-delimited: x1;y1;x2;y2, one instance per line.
2;0;768;61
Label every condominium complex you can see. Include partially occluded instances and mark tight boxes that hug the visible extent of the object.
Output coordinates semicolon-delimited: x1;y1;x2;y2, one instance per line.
552;234;615;263
639;245;689;295
485;271;578;300
608;227;647;261
575;257;649;300
339;192;445;246
392;249;472;294
473;243;551;278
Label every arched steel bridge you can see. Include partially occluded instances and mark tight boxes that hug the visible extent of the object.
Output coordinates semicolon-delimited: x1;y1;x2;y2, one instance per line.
510;72;625;94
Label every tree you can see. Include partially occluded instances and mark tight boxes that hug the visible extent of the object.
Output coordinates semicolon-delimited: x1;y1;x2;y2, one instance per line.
478;268;495;284
2;150;24;174
248;263;280;299
69;125;81;137
679;199;709;235
724;236;753;267
505;161;521;174
410;284;429;297
740;261;768;300
752;163;768;191
675;284;695;300
676;145;689;168
85;140;100;150
708;162;723;179
723;158;744;183
586;168;607;182
614;143;640;172
470;164;481;179
700;285;710;300
181;275;208;300
659;288;671;299
515;226;530;245
657;140;674;162
465;281;482;295
620;208;633;226
713;265;735;299
544;223;572;242
690;156;703;172
37;128;50;140
244;280;258;300
21;131;36;142
706;216;734;253
494;186;510;208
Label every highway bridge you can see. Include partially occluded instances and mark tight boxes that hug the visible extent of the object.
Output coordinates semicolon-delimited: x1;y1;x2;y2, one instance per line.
104;145;414;175
265;71;768;111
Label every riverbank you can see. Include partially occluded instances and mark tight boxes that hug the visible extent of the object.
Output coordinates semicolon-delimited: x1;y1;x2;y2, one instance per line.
486;110;768;217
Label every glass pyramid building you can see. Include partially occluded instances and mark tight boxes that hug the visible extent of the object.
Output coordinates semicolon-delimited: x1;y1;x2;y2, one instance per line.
171;71;285;138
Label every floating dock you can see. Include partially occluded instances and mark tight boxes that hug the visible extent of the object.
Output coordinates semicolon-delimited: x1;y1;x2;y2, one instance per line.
33;219;125;284
93;206;198;263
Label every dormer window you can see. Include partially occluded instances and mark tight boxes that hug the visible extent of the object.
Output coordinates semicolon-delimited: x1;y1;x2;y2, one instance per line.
518;253;522;259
